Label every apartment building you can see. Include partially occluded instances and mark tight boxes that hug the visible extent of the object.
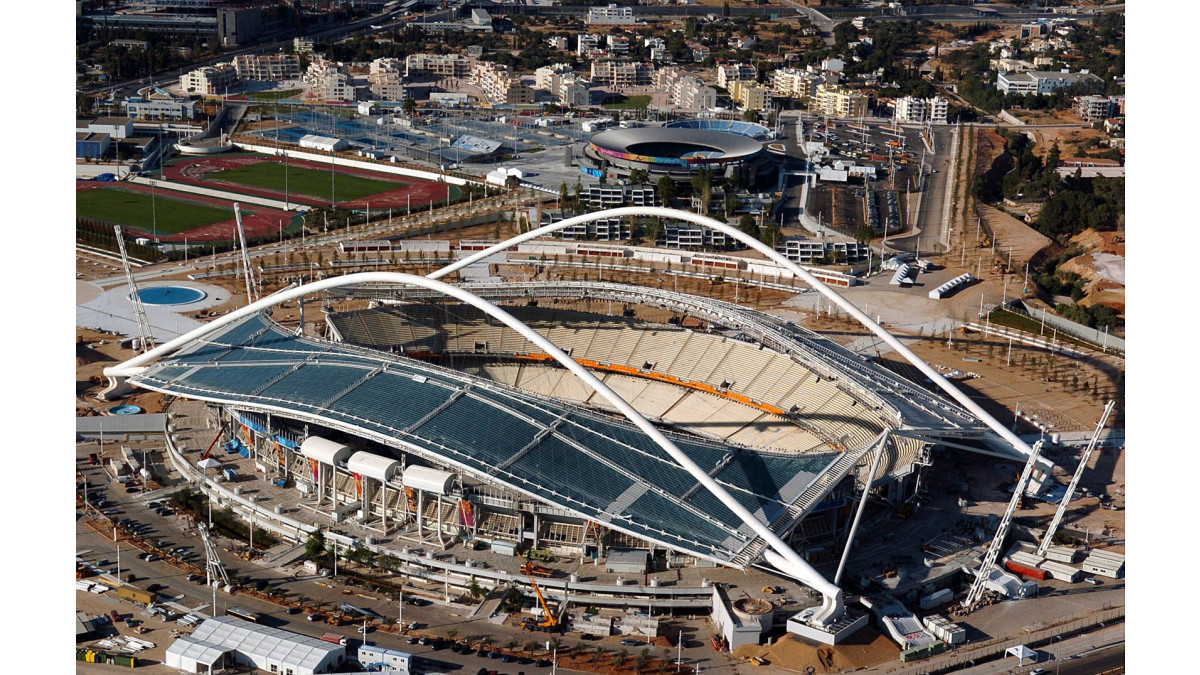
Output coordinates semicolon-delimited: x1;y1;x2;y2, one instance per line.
675;76;716;110
814;84;867;118
586;4;636;25
179;64;237;95
404;53;473;79
729;80;770;111
472;61;533;104
772;67;821;99
305;56;357;102
1075;95;1117;122
716;63;756;89
590;60;653;90
368;58;407;101
535;63;576;90
577;34;602;56
233;53;299;81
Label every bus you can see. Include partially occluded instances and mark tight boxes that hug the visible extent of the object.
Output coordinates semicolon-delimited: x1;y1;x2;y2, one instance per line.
226;607;263;623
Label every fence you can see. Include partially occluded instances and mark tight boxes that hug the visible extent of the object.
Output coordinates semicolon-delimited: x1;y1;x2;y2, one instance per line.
885;606;1124;675
1007;301;1124;355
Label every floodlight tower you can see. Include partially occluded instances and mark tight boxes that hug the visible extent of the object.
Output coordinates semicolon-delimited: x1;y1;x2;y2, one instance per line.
113;225;155;353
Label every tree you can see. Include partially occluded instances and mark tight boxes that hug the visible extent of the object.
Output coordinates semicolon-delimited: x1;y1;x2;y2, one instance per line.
629;168;650;185
762;220;781;248
855;223;876;245
742;108;759;123
656;175;676;206
738;214;759;239
402;97;416;117
305;528;328;564
613;648;628;668
594;646;608;664
559;181;569;211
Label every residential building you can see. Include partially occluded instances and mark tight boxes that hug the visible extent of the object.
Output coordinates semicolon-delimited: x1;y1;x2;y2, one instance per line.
729;80;770;111
821;58;845;73
674;76;716;110
368;58;407;101
728;36;755;51
929;95;948;124
558;77;591;107
1019;21;1050;39
584;184;658;208
687;41;710;63
404;53;473;79
472;61;533;104
548;36;569;50
535;63;576;90
577;34;602;56
586;4;636;25
814;84;867;118
776;238;869;265
893;96;927;123
663;226;729;249
995;69;1104;95
773;68;821;99
305;56;357;102
590;60;653;90
179;64;237;96
1076;95;1117;122
607;35;631;54
233;53;300;82
294;37;315;54
716;63;755;89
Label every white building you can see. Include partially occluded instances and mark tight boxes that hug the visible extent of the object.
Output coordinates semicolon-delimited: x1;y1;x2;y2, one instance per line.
165;617;346;675
123;97;197;120
305;56;357;102
472;61;534;104
1076;95;1116;122
586;4;636;25
535;63;576;90
675;76;716;110
404;53;473;78
299;134;349;152
179;64;237;96
233;53;300;82
591;60;653;90
895;96;946;124
717;63;756;89
995;69;1104;95
577;34;602;56
369;58;408;101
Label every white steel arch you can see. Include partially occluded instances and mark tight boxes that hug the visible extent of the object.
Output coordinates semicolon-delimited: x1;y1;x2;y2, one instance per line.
104;271;848;625
429;206;1040;465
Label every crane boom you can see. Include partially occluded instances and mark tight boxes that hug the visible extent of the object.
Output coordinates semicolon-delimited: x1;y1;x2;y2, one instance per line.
522;552;557;629
1036;401;1116;556
963;440;1044;610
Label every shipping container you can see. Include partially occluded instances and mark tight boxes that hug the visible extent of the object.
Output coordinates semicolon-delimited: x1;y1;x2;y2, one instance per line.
1004;559;1047;580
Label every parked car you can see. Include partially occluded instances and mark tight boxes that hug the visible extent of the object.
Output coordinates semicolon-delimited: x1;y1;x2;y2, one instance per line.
307;614;321;622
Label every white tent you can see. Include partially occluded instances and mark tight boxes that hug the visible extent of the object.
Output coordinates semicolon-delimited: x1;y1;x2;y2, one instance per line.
1005;644;1038;665
197;457;222;470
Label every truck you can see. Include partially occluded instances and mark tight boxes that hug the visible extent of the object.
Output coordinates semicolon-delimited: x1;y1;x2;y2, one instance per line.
320;632;348;646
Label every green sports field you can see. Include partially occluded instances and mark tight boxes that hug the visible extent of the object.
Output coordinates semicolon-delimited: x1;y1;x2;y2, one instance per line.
209;162;404;202
76;188;235;234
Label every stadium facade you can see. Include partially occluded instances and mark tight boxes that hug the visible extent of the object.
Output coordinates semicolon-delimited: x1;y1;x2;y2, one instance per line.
580;124;776;188
107;209;1038;642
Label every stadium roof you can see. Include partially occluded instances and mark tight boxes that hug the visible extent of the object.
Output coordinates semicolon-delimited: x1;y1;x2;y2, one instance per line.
128;313;837;564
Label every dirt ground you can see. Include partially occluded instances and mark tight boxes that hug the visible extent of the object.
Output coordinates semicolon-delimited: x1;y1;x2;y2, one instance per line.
733;629;900;673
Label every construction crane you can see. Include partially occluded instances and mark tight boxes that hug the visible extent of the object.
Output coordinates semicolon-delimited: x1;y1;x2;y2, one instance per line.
198;522;231;589
962;440;1044;610
1036;401;1116;556
113;225;155;353
234;203;258;305
520;551;558;631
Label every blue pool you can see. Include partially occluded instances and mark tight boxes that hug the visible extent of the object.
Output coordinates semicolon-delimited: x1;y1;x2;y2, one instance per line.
109;405;143;415
136;286;206;305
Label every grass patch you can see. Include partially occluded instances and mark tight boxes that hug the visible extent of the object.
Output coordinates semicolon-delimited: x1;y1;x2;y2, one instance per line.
76;187;234;233
602;94;651;110
210;161;404;202
248;89;303;101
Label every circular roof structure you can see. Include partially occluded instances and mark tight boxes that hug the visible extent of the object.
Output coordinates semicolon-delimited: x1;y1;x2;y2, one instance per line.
589;127;764;168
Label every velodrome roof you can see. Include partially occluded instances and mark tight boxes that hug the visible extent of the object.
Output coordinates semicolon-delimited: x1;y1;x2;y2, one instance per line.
129;313;837;564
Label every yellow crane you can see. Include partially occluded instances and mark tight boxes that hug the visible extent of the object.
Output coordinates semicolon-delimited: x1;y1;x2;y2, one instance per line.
520;551;558;631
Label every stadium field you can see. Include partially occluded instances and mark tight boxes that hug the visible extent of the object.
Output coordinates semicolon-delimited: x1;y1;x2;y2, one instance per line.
208;162;404;202
76;187;236;234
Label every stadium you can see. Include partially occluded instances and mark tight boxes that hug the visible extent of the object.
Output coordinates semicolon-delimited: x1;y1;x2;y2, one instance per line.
105;208;1037;644
581;126;775;187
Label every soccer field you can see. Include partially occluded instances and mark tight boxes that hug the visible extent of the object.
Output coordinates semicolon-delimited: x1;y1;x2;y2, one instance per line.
209;162;404;202
76;188;235;234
